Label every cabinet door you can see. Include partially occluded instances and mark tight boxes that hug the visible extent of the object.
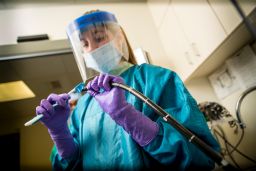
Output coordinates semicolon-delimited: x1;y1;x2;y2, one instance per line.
209;0;241;35
147;0;170;29
209;0;256;35
158;4;196;81
171;0;227;64
238;0;256;16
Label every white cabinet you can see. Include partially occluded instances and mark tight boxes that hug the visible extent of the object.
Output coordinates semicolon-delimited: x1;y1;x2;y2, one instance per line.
148;0;254;82
158;4;197;81
171;0;227;65
147;0;170;29
209;0;256;35
156;0;227;81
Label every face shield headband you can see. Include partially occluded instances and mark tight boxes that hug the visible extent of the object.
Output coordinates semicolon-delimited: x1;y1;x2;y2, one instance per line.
66;11;118;37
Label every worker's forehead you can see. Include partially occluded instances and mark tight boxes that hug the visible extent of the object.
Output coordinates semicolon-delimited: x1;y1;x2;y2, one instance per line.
80;25;108;39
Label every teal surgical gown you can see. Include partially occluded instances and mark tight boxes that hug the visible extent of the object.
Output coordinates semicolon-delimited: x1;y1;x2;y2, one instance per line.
50;64;220;170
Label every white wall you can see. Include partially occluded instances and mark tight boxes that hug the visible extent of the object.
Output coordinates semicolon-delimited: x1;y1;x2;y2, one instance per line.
185;76;220;103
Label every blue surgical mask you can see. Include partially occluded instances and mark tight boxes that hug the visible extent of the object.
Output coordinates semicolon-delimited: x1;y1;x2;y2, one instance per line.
84;41;122;73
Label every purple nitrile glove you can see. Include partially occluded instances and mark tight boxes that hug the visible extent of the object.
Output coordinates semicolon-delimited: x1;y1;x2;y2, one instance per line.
36;93;77;159
87;73;159;146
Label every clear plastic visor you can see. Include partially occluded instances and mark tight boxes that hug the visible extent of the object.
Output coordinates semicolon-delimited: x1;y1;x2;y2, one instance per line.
67;22;129;81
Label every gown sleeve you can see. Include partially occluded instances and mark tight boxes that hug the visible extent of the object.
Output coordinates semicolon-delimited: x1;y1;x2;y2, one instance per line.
134;64;220;170
49;95;90;170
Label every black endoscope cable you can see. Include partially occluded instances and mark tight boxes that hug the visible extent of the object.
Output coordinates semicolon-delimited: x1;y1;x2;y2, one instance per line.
102;82;238;171
213;128;256;166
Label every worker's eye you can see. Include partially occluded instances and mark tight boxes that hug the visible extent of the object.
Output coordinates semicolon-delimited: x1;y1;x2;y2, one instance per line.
95;36;106;43
82;40;89;48
94;32;107;43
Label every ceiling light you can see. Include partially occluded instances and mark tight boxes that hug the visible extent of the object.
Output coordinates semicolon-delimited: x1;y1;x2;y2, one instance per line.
0;81;35;102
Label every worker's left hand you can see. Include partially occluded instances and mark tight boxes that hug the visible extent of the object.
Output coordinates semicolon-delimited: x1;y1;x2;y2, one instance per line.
86;73;128;119
87;73;159;147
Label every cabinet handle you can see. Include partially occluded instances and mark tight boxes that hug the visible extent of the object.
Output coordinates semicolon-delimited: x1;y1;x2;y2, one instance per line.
185;51;193;65
191;42;200;57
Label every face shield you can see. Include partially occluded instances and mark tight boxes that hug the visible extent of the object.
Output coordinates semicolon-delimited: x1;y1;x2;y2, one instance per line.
66;11;129;82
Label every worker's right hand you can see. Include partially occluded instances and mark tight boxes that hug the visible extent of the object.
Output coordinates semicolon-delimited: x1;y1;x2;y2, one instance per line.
36;93;71;131
36;93;78;159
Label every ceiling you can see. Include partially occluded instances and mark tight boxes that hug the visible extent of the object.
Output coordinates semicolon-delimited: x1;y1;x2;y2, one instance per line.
0;48;82;120
0;0;147;10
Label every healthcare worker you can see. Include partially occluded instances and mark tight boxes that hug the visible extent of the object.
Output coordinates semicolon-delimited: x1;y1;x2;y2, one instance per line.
36;10;220;170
